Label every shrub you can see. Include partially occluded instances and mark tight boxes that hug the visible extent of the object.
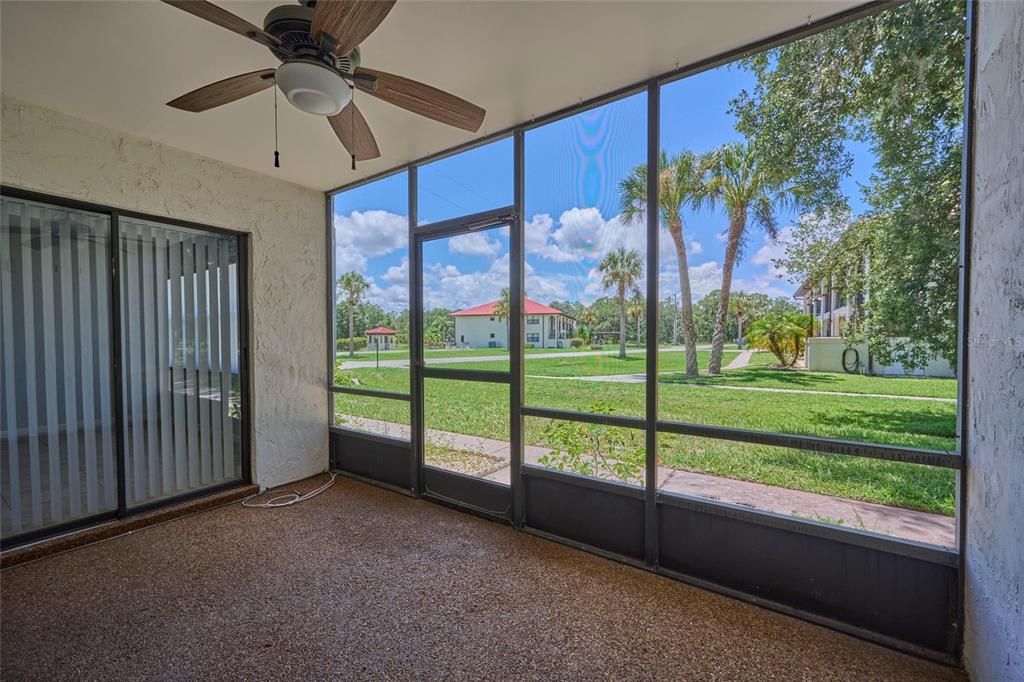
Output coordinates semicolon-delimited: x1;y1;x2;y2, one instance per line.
537;402;644;482
332;365;361;387
525;343;535;349
589;344;603;351
569;337;585;348
337;336;367;351
745;312;814;366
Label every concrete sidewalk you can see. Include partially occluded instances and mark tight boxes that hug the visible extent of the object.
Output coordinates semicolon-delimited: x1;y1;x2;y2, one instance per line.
336;415;955;547
724;349;754;370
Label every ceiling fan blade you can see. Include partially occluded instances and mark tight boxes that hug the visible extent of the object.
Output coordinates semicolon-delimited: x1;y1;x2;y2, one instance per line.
328;102;381;161
311;0;397;57
167;70;276;112
162;1;280;47
354;68;485;132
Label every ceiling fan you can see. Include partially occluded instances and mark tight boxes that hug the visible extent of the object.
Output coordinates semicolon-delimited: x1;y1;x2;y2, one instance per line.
161;0;486;166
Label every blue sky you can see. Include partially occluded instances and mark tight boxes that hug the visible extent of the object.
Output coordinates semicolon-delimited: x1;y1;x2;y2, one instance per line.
334;63;876;313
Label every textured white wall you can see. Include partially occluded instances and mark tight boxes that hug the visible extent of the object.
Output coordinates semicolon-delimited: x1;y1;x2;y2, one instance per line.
1;96;328;490
963;1;1024;679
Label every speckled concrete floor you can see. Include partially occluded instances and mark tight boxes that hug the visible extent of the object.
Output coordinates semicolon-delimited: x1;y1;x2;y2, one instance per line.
1;475;965;681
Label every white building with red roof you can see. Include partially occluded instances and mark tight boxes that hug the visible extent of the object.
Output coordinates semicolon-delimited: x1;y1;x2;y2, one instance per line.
450;298;576;349
365;326;397;350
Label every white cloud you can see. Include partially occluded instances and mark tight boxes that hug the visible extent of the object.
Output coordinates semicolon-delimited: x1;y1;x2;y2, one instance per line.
524;214;582;263
366;277;409;311
688;240;703;256
448;232;502;258
688;261;726;299
521;208;649;268
382;257;408;285
333;209;408;278
423;257;506;310
715;231;728;242
751;226;795;280
526;260;569;301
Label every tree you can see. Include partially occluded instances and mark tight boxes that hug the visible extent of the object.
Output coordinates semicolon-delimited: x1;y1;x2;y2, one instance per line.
701;142;799;374
598;248;643;359
735;298;746;345
580;307;597;328
692;290;797;343
493;287;511;348
731;0;966;368
620;151;707;376
337;272;369;358
549;300;585;321
627;296;645;344
746;312;815;367
423;307;454;347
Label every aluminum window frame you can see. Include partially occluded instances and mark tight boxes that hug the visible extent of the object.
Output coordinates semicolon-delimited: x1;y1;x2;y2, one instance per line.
326;0;969;561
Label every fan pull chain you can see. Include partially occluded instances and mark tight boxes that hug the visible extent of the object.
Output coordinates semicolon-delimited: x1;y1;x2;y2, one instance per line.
273;85;281;168
350;85;356;171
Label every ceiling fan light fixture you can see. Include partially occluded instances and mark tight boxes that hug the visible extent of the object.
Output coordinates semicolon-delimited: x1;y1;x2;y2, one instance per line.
275;59;351;116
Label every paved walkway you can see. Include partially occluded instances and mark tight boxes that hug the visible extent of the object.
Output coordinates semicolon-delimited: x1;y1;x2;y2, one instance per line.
337;416;955;547
340;345;707;369
724;349;754;370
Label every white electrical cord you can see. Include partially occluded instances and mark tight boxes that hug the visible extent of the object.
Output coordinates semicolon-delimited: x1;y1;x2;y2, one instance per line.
241;472;338;508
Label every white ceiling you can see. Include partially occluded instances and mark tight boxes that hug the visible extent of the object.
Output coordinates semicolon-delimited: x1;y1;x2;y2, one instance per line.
1;0;865;191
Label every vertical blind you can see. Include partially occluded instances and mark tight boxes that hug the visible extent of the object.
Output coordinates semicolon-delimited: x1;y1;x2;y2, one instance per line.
119;218;241;508
1;199;117;537
1;196;244;542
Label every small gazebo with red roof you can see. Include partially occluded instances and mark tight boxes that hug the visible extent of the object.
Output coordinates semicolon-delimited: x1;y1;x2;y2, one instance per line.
365;326;397;350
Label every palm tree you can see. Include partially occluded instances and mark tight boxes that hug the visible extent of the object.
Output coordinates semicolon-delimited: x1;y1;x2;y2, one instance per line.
337;271;369;358
627;295;645;344
493;287;511;349
701;142;799;374
598;248;643;359
620;151;707;376
579;307;598;345
734;299;746;347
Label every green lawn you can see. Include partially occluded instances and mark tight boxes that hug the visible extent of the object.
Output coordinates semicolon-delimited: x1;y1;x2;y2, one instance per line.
439;350;736;377
334;367;957;515
336;343;651;362
335;342;734;364
663;365;957;399
341;350;957;400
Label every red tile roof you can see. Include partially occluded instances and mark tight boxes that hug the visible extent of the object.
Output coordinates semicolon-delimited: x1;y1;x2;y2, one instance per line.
450;298;572;318
365;326;397;335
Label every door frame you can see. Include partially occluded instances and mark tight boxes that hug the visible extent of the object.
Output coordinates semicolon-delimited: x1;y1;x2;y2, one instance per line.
410;206;519;520
0;185;253;549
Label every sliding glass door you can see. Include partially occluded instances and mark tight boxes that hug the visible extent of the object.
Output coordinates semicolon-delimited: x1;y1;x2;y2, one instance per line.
1;193;248;545
118;218;242;508
1;198;117;538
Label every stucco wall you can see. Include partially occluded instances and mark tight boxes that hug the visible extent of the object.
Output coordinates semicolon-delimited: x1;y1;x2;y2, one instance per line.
454;316;507;349
805;338;955;377
1;96;328;490
963;1;1024;679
